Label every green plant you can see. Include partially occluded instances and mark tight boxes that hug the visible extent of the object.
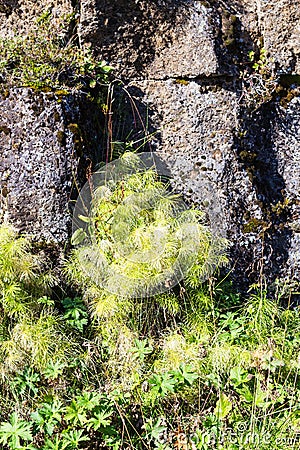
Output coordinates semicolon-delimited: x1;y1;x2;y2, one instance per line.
214;392;232;420
0;224;78;387
130;339;153;362
241;47;278;108
42;436;65;450
2;159;300;448
67;153;228;340
42;360;65;380
62;297;88;333
87;410;113;431
249;48;268;73
148;364;198;402
218;312;247;343
170;365;198;390
149;373;177;398
0;225;49;318
0;11;113;91
0;413;33;449
61;429;89;449
11;367;40;397
143;418;167;447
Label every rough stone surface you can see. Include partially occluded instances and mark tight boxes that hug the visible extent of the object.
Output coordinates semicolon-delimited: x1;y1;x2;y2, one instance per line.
128;80;240;220
0;88;78;242
0;0;300;288
261;0;300;74
0;0;73;38
228;0;300;74
273;97;300;279
79;0;220;79
0;87;106;242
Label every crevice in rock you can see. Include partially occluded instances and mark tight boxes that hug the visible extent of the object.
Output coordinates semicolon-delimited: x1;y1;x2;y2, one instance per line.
132;74;236;84
233;98;293;286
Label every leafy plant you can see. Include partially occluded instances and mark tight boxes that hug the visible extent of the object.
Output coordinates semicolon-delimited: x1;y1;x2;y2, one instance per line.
218;312;247;343
87;410;112;431
229;366;252;387
62;297;88;333
171;364;198;386
214;393;232;420
31;399;64;436
249;47;269;74
149;372;177;398
42;360;65;380
67;153;228;341
1;162;300;449
143;418;167;446
0;413;33;449
0;11;113;91
130;339;153;362
61;429;90;449
11;367;40;397
42;436;65;450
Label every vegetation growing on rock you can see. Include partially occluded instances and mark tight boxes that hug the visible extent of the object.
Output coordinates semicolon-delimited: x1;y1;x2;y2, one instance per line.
0;11;112;92
0;196;300;449
0;1;300;449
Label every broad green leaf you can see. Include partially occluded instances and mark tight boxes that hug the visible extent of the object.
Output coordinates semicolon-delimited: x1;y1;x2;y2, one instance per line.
87;410;112;431
230;367;251;387
71;228;87;246
214;393;232;420
0;413;33;448
172;364;198;386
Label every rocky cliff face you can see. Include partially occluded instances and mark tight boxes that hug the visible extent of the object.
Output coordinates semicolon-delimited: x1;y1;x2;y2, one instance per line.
0;0;299;289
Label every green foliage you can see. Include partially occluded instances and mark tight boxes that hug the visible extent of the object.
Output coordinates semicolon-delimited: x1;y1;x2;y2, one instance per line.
12;367;40;397
42;361;65;381
149;373;177;398
31;398;64;436
0;413;33;449
62;297;88;333
67;153;228;345
130;338;153;362
0;12;113;91
214;393;232;420
0;225;76;377
249;48;269;74
1;221;300;449
171;363;199;386
72;166;217;297
61;429;89;448
241;47;278;108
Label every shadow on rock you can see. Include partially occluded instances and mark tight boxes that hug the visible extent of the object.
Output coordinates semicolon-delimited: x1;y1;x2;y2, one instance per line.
234;100;293;286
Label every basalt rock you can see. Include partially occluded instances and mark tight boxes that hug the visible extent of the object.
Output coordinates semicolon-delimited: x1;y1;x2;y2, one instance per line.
0;88;105;242
0;0;299;290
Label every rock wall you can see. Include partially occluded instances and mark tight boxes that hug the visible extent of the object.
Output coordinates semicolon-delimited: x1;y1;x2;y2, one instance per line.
0;0;300;288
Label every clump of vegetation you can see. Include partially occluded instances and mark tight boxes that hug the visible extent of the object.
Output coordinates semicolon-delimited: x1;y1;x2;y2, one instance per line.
69;152;228;301
0;225;75;377
0;161;300;448
0;11;112;92
241;47;278;108
0;6;298;448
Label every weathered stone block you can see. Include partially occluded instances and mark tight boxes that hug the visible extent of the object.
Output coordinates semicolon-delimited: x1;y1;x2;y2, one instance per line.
273;96;300;278
0;89;77;242
79;0;219;79
128;80;264;255
261;0;300;74
0;0;73;38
